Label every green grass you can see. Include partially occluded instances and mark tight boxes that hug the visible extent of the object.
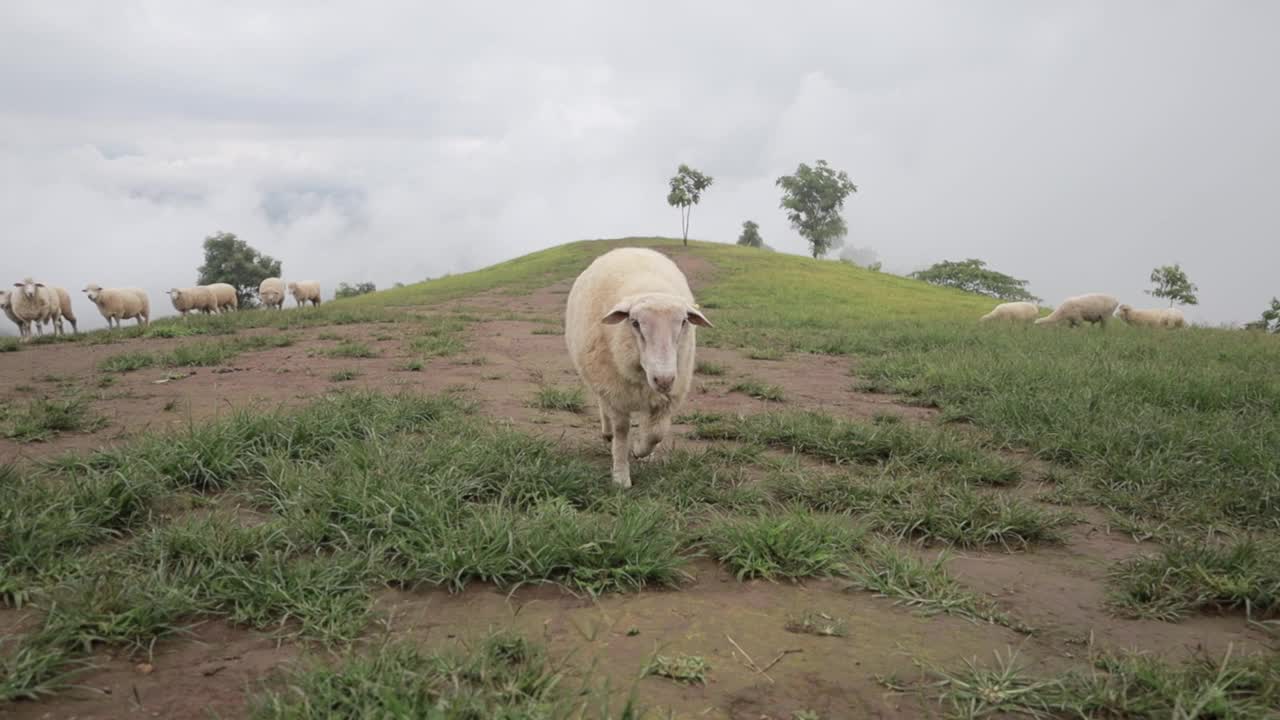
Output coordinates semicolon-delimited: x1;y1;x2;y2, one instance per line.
396;358;424;371
702;511;864;580
785;610;849;638
769;472;1069;549
329;369;361;382
729;378;786;402
690;411;1019;486
531;385;586;412
2;395;106;443
531;325;560;335
695;359;726;376
98;335;296;372
1107;539;1280;621
851;543;1015;627
906;646;1280;719
324;340;380;358
98;351;157;372
646;654;710;685
249;633;635;719
0;337;18;352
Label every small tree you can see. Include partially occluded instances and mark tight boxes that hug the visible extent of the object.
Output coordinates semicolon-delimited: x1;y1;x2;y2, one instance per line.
666;164;714;246
196;232;282;308
910;259;1040;302
335;281;377;299
1146;264;1199;307
737;220;764;248
776;160;858;258
1245;297;1280;333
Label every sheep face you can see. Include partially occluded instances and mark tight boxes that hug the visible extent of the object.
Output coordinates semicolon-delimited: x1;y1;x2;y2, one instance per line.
0;290;9;310
14;278;43;301
602;297;711;396
83;284;103;302
1116;304;1132;320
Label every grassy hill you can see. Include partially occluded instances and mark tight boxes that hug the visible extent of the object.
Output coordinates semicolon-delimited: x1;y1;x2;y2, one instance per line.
4;237;1280;717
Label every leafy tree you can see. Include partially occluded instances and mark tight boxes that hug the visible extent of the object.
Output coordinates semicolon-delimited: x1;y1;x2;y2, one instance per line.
666;164;714;246
776;160;858;258
196;232;282;308
1245;297;1280;332
910;259;1040;302
1146;264;1199;307
335;281;377;299
737;220;764;248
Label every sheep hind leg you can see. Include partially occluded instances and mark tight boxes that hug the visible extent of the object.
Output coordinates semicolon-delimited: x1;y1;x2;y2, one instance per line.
608;408;633;488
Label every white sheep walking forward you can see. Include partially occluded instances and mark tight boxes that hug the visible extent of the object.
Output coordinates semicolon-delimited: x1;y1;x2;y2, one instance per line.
287;281;321;308
8;278;60;341
204;283;239;312
83;284;150;329
1034;293;1119;328
167;287;218;318
979;301;1039;323
1116;304;1186;329
565;248;712;488
259;278;285;309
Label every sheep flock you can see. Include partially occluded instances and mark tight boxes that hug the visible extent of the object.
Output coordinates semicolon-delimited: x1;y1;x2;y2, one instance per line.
3;277;322;342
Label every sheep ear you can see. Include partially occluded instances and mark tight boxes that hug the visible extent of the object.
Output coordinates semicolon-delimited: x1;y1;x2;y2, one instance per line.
12;283;21;288
686;307;712;328
34;282;44;288
601;302;631;324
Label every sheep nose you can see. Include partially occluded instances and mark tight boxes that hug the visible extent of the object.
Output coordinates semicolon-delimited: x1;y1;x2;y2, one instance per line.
653;374;675;393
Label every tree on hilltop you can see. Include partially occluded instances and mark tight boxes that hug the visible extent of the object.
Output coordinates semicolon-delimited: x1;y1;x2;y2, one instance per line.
666;164;714;246
910;258;1039;302
1146;264;1199;307
776;160;858;258
196;232;282;308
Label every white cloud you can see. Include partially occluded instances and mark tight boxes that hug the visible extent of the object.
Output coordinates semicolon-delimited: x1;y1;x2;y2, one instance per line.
1;0;1277;331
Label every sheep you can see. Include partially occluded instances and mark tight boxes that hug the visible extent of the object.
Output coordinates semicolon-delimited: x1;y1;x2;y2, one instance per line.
8;278;60;341
1034;293;1119;328
1116;304;1186;329
979;301;1039;323
167;286;218;318
204;283;239;313
565;247;712;488
259;278;286;309
287;280;322;308
52;287;76;334
83;284;150;329
0;290;22;335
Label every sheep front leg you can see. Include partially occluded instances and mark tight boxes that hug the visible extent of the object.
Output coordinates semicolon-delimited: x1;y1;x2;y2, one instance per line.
598;400;613;442
609;408;633;488
632;410;671;459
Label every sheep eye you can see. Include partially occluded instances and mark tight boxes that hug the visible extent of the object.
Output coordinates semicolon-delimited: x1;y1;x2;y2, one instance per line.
631;319;640;330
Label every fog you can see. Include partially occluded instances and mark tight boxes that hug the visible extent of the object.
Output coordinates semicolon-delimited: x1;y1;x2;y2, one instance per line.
2;1;1277;332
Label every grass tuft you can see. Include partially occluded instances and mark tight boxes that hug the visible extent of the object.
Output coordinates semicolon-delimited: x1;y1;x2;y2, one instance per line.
531;385;586;413
646;654;710;685
703;511;863;580
729;378;786;402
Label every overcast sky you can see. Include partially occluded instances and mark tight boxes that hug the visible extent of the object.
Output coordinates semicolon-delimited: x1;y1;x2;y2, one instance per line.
2;1;1277;330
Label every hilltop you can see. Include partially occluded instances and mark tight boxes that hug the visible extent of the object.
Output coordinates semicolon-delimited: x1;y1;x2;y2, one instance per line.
2;238;1279;719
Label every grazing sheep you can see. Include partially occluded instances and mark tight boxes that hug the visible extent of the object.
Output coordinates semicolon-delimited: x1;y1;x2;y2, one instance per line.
287;280;321;308
9;278;60;341
565;247;712;488
52;287;76;334
979;301;1039;323
167;286;218;318
0;290;23;335
259;278;286;309
83;284;150;329
1034;293;1119;328
204;283;239;312
1116;304;1186;329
